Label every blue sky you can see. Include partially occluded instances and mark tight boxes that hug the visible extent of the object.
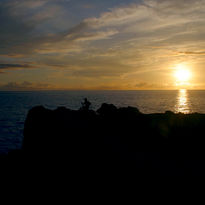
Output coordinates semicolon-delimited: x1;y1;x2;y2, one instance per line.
0;0;205;90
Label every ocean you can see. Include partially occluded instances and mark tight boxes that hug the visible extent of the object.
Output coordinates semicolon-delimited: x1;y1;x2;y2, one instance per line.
0;89;205;154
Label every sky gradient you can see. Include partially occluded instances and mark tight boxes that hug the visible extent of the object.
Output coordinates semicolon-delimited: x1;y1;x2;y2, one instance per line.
1;0;205;90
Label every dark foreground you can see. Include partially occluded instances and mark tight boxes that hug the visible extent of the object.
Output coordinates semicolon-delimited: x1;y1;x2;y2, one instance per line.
2;103;205;177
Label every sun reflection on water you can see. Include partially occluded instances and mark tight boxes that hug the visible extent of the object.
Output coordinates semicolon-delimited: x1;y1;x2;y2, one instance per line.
175;89;190;114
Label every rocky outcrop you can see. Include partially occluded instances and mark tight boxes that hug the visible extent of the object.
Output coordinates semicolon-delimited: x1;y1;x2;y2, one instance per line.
2;103;205;177
20;103;205;176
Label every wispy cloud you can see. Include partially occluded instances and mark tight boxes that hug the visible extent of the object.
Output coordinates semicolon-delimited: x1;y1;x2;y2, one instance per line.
0;81;54;91
0;63;33;70
1;0;205;89
177;51;205;56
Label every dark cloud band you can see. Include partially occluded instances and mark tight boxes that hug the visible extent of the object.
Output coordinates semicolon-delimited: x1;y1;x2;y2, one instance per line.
0;64;32;69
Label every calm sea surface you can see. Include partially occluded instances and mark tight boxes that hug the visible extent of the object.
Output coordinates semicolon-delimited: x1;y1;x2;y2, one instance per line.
0;90;205;154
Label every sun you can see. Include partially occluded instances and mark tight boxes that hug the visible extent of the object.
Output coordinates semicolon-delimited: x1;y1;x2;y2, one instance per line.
175;69;191;82
174;64;191;83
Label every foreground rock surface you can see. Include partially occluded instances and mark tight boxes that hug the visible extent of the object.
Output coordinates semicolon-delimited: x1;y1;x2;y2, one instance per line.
3;103;205;176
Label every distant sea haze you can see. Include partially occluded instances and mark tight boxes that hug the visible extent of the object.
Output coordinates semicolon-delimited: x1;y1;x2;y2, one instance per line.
0;89;205;154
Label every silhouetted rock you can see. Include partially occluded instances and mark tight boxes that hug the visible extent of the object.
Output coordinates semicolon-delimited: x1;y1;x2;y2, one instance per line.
3;102;205;177
97;103;118;115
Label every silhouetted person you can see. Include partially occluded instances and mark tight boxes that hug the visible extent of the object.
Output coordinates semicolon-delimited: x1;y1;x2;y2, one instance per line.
81;98;91;111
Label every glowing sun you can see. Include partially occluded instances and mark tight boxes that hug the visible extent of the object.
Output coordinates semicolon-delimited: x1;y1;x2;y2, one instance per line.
174;64;191;83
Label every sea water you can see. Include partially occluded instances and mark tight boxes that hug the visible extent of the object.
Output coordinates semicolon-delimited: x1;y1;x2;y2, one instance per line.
0;90;205;153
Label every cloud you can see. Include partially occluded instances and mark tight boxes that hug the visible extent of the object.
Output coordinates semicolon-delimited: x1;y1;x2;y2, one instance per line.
1;0;205;89
81;4;95;9
135;82;173;89
135;82;160;89
40;0;205;57
144;0;204;14
66;30;118;42
177;51;205;56
0;63;33;70
0;81;53;90
0;0;68;55
83;4;150;28
5;0;48;11
2;0;205;56
39;0;205;82
0;0;118;56
81;0;205;31
0;0;201;54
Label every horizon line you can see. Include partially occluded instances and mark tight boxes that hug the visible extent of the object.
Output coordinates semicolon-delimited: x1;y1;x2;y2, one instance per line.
1;89;205;92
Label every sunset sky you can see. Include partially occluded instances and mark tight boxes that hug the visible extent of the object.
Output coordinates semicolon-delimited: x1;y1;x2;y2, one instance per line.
1;0;205;90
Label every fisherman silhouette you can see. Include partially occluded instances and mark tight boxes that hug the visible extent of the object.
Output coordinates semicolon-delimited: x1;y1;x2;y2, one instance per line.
81;98;91;111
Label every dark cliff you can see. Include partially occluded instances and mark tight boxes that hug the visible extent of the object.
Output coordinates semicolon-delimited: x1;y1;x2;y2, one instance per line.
19;103;205;176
